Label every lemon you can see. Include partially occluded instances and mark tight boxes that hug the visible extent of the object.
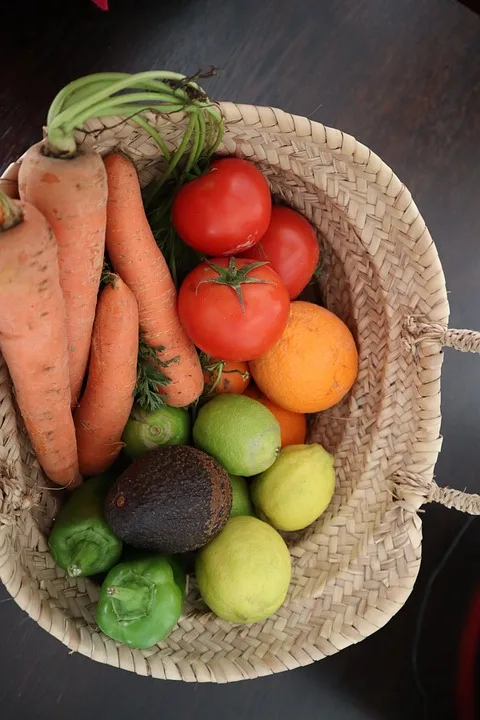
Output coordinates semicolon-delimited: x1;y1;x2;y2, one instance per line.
196;516;291;623
229;475;254;518
251;444;335;531
193;394;280;476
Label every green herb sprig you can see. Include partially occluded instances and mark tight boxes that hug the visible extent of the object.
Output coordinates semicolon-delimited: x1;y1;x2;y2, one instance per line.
135;335;179;413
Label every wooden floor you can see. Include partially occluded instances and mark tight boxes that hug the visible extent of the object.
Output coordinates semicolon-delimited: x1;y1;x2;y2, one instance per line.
1;1;480;718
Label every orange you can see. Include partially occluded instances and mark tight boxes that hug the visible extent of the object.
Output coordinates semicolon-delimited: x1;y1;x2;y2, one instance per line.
244;384;307;447
203;358;250;396
249;301;358;413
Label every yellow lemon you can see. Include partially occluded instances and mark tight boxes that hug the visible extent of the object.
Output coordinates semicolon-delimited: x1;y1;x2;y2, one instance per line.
196;516;291;623
251;444;335;531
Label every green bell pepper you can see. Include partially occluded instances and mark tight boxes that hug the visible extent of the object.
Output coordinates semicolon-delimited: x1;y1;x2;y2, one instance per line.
96;555;186;649
48;472;123;578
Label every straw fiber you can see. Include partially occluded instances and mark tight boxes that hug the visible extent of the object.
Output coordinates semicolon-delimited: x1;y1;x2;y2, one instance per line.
1;104;480;682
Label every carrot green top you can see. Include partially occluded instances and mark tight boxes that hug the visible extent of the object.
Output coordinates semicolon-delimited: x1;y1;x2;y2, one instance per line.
45;70;224;185
0;191;23;231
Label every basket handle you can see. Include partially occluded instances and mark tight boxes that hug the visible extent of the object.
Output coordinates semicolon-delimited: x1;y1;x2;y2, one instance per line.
406;318;480;354
394;471;480;515
428;484;480;515
442;328;480;354
399;318;480;515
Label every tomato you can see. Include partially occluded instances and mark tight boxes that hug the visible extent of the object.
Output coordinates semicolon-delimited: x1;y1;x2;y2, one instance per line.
202;358;250;396
178;258;290;361
239;206;320;299
171;158;272;256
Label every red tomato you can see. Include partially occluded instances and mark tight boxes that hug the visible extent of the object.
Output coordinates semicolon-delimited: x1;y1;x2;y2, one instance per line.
178;258;290;361
239;206;319;299
171;158;272;256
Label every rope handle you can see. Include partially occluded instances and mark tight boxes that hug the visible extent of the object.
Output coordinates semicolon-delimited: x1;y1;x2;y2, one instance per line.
441;328;480;354
394;472;480;515
406;318;480;354
428;485;480;515
400;318;480;515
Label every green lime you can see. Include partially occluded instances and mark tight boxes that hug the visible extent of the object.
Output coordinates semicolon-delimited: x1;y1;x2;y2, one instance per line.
122;405;191;460
196;516;291;623
193;394;280;477
251;443;335;531
229;475;254;518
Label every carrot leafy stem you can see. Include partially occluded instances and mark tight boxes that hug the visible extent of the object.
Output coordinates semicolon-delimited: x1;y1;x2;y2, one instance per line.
147;214;204;288
45;70;223;172
135;334;179;412
100;259;117;288
0;191;24;231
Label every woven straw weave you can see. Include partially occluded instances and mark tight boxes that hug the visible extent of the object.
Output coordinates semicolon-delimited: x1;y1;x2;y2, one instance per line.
1;103;480;683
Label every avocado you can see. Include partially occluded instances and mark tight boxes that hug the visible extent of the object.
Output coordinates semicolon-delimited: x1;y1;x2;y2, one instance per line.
104;445;232;554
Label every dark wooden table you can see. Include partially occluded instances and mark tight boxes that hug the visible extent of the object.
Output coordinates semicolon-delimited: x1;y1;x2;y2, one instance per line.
1;0;480;718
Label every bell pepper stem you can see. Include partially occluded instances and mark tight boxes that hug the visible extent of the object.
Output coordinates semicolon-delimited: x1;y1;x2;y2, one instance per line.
106;582;154;622
106;585;150;604
67;540;99;577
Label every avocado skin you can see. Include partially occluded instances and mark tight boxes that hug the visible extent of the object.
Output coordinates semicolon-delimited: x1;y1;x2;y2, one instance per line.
104;445;232;554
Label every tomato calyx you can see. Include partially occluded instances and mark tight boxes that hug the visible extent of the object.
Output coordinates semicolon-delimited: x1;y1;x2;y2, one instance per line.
195;258;274;312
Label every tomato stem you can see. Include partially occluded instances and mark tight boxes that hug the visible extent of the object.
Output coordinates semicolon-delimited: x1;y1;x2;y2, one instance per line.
203;359;225;395
195;258;274;313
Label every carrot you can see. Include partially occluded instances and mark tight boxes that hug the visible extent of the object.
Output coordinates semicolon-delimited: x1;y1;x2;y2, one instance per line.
74;274;139;476
0;193;81;488
18;143;107;406
15;69;223;403
104;153;204;407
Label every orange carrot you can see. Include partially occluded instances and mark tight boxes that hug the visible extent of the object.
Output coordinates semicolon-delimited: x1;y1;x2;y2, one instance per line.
74;274;139;476
0;194;81;488
18;143;107;406
104;153;203;407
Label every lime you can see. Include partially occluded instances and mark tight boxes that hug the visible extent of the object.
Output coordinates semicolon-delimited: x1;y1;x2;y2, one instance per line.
196;516;291;623
122;405;191;460
251;443;335;531
229;475;254;518
193;394;280;476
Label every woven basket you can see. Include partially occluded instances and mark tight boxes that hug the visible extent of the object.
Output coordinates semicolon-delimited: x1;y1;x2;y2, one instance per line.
1;103;480;683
